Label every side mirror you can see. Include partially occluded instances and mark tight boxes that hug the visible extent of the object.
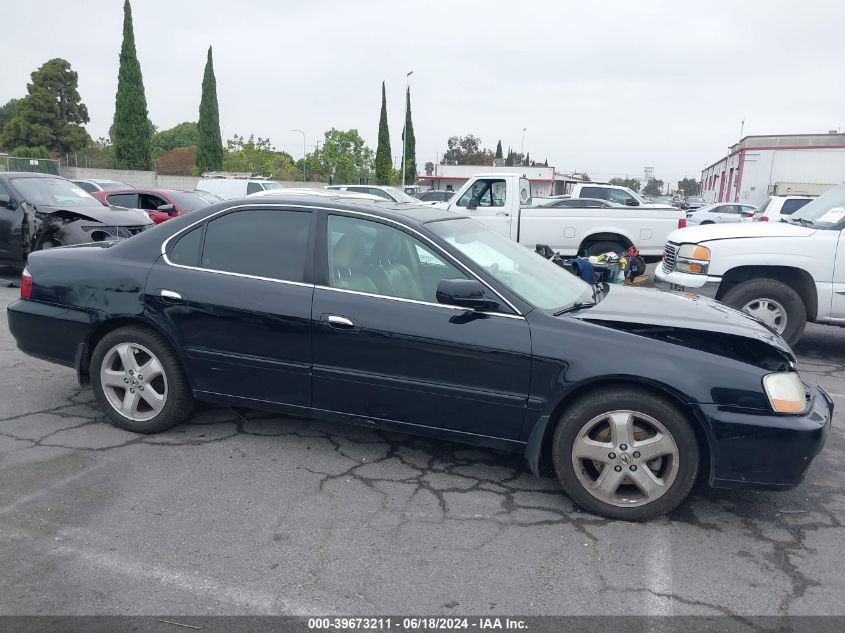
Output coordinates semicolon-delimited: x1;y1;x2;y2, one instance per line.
625;199;638;207
157;203;177;215
436;279;497;311
0;194;15;209
467;197;479;210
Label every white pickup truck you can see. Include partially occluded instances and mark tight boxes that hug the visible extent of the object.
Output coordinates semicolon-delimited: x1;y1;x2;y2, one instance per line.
434;173;686;258
656;182;845;345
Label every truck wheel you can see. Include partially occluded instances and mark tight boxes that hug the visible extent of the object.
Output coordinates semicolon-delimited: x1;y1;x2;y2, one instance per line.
90;325;194;433
584;240;625;257
722;278;806;345
552;388;699;521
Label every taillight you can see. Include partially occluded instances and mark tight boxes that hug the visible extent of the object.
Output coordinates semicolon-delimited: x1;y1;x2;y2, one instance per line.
678;218;687;229
758;216;769;222
20;268;33;299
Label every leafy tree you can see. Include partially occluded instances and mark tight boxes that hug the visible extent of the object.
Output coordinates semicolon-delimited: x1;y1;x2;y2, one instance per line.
609;177;641;192
401;87;416;184
495;140;503;160
442;134;494;166
196;46;223;173
0;99;18;132
305;128;373;184
677;177;700;196
1;60;91;153
223;134;298;180
374;82;392;185
642;179;664;196
112;0;152;169
11;146;50;158
153;122;199;155
424;161;434;176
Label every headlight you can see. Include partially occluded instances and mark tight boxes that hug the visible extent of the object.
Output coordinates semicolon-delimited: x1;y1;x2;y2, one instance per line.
676;244;710;274
763;372;806;413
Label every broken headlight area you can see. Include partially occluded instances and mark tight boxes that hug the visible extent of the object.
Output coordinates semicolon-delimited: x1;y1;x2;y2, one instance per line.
80;224;152;242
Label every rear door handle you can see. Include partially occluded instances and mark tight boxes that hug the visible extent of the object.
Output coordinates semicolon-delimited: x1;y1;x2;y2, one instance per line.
496;212;510;216
160;289;183;301
326;315;355;329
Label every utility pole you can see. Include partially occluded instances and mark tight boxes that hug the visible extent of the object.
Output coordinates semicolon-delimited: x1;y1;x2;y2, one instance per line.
520;128;527;160
401;70;414;189
292;129;306;184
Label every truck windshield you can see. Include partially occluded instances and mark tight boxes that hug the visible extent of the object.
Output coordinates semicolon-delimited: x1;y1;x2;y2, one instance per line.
428;218;594;312
789;183;845;228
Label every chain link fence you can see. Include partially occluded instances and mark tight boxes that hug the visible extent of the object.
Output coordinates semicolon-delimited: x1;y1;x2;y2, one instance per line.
1;154;60;175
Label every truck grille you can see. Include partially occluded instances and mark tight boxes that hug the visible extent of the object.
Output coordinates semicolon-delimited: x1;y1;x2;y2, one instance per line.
662;242;678;273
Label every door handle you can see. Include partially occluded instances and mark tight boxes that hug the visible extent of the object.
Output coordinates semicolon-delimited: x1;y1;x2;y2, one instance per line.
160;289;183;301
326;315;355;329
496;212;510;216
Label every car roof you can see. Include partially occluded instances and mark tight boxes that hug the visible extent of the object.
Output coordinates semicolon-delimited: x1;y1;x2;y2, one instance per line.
1;171;66;179
101;188;196;194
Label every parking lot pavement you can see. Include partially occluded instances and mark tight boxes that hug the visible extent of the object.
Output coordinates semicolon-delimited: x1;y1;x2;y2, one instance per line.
1;275;844;617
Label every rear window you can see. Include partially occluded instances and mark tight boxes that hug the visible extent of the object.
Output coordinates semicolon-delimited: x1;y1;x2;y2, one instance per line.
780;198;812;215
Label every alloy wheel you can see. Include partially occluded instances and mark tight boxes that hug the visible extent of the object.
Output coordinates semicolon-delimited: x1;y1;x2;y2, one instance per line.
571;410;680;508
741;297;787;334
99;342;168;422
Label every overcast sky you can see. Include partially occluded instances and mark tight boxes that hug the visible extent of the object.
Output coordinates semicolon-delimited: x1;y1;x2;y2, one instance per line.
2;0;843;183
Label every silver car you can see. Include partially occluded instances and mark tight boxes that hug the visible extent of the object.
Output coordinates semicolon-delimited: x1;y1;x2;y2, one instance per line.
686;202;757;225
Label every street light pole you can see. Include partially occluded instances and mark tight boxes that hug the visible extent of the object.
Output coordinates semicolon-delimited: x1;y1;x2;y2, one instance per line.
292;129;306;184
520;128;527;162
401;70;413;189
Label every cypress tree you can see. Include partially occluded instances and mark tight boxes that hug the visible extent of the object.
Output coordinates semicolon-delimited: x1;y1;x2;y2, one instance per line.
402;86;416;184
505;147;513;167
525;152;531;166
196;46;223;173
112;0;152;169
374;81;392;185
495;140;503;159
544;158;548;166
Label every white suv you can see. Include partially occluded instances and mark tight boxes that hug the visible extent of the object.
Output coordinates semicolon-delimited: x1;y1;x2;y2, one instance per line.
753;195;814;223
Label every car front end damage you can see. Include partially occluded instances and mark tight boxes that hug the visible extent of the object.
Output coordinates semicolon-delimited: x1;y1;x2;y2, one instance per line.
29;204;153;250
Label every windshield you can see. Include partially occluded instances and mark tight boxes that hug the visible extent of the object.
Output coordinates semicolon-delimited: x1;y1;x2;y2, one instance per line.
168;191;211;211
194;190;224;204
11;177;101;208
789;184;845;228
428;218;593;312
383;187;418;203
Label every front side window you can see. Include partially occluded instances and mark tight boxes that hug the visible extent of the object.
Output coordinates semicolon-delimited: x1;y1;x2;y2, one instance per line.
246;182;263;195
139;194;167;210
327;214;467;303
456;179;506;208
201;208;311;282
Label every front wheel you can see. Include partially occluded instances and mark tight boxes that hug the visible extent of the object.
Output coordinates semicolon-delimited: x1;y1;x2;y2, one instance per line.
90;326;194;433
553;388;699;521
721;278;806;346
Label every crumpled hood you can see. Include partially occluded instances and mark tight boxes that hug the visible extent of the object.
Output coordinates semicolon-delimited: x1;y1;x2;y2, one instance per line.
666;221;815;244
571;285;794;359
34;204;152;226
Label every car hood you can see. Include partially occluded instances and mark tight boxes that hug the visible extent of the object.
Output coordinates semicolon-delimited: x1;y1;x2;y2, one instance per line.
34;204;152;226
666;221;815;244
571;285;794;361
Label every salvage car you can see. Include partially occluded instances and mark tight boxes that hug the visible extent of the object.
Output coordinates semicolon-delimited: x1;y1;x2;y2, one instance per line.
7;195;831;520
0;172;153;266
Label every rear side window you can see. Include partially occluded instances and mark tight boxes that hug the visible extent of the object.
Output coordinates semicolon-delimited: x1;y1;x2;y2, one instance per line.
200;209;311;282
108;193;139;208
580;187;608;200
246;182;263;195
780;199;812;215
169;226;203;266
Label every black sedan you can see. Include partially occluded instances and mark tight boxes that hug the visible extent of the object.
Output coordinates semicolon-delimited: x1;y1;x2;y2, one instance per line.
7;195;832;520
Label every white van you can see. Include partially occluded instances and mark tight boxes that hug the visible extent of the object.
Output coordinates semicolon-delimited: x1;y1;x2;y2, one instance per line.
195;177;283;200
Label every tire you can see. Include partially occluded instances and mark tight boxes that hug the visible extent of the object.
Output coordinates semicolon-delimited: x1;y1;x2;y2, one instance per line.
700;221;714;225
552;388;699;521
90;325;193;433
583;240;626;257
721;278;806;346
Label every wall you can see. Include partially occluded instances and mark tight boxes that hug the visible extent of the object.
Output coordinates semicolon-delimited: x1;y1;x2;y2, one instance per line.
60;166;325;191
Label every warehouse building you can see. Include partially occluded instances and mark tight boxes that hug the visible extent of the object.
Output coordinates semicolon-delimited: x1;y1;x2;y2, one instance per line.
700;132;845;208
419;164;585;197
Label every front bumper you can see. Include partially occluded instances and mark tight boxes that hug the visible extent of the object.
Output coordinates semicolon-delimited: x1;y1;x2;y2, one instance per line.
702;385;833;490
654;266;721;300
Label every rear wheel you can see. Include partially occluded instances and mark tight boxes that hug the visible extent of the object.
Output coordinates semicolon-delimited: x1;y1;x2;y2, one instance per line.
583;240;626;257
553;388;699;521
721;278;806;345
90;326;193;433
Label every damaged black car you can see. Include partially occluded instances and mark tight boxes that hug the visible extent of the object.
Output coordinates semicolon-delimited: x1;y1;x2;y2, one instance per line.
6;195;833;520
0;172;153;266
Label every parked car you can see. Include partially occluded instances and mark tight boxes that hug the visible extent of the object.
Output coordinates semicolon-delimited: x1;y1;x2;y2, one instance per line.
325;184;418;203
91;188;217;223
0;172;152;266
656;182;845;345
537;197;620;209
193;190;225;205
752;195;814;222
434;173;686;258
71;179;133;193
417;190;456;204
249;187;382;201
685;196;706;210
7;194;831;520
568;183;673;208
686;203;757;225
195;177;283;200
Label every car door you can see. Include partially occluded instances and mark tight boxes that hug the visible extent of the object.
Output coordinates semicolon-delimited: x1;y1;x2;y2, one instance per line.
0;180;25;263
138;192;172;223
145;205;315;411
105;192;140;209
832;228;845;319
311;210;532;440
452;178;513;238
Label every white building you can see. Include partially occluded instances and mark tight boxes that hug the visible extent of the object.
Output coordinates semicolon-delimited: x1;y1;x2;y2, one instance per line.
700;132;845;208
419;164;585;198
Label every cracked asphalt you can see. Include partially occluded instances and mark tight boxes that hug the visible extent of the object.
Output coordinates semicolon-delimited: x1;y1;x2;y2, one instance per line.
1;270;844;617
